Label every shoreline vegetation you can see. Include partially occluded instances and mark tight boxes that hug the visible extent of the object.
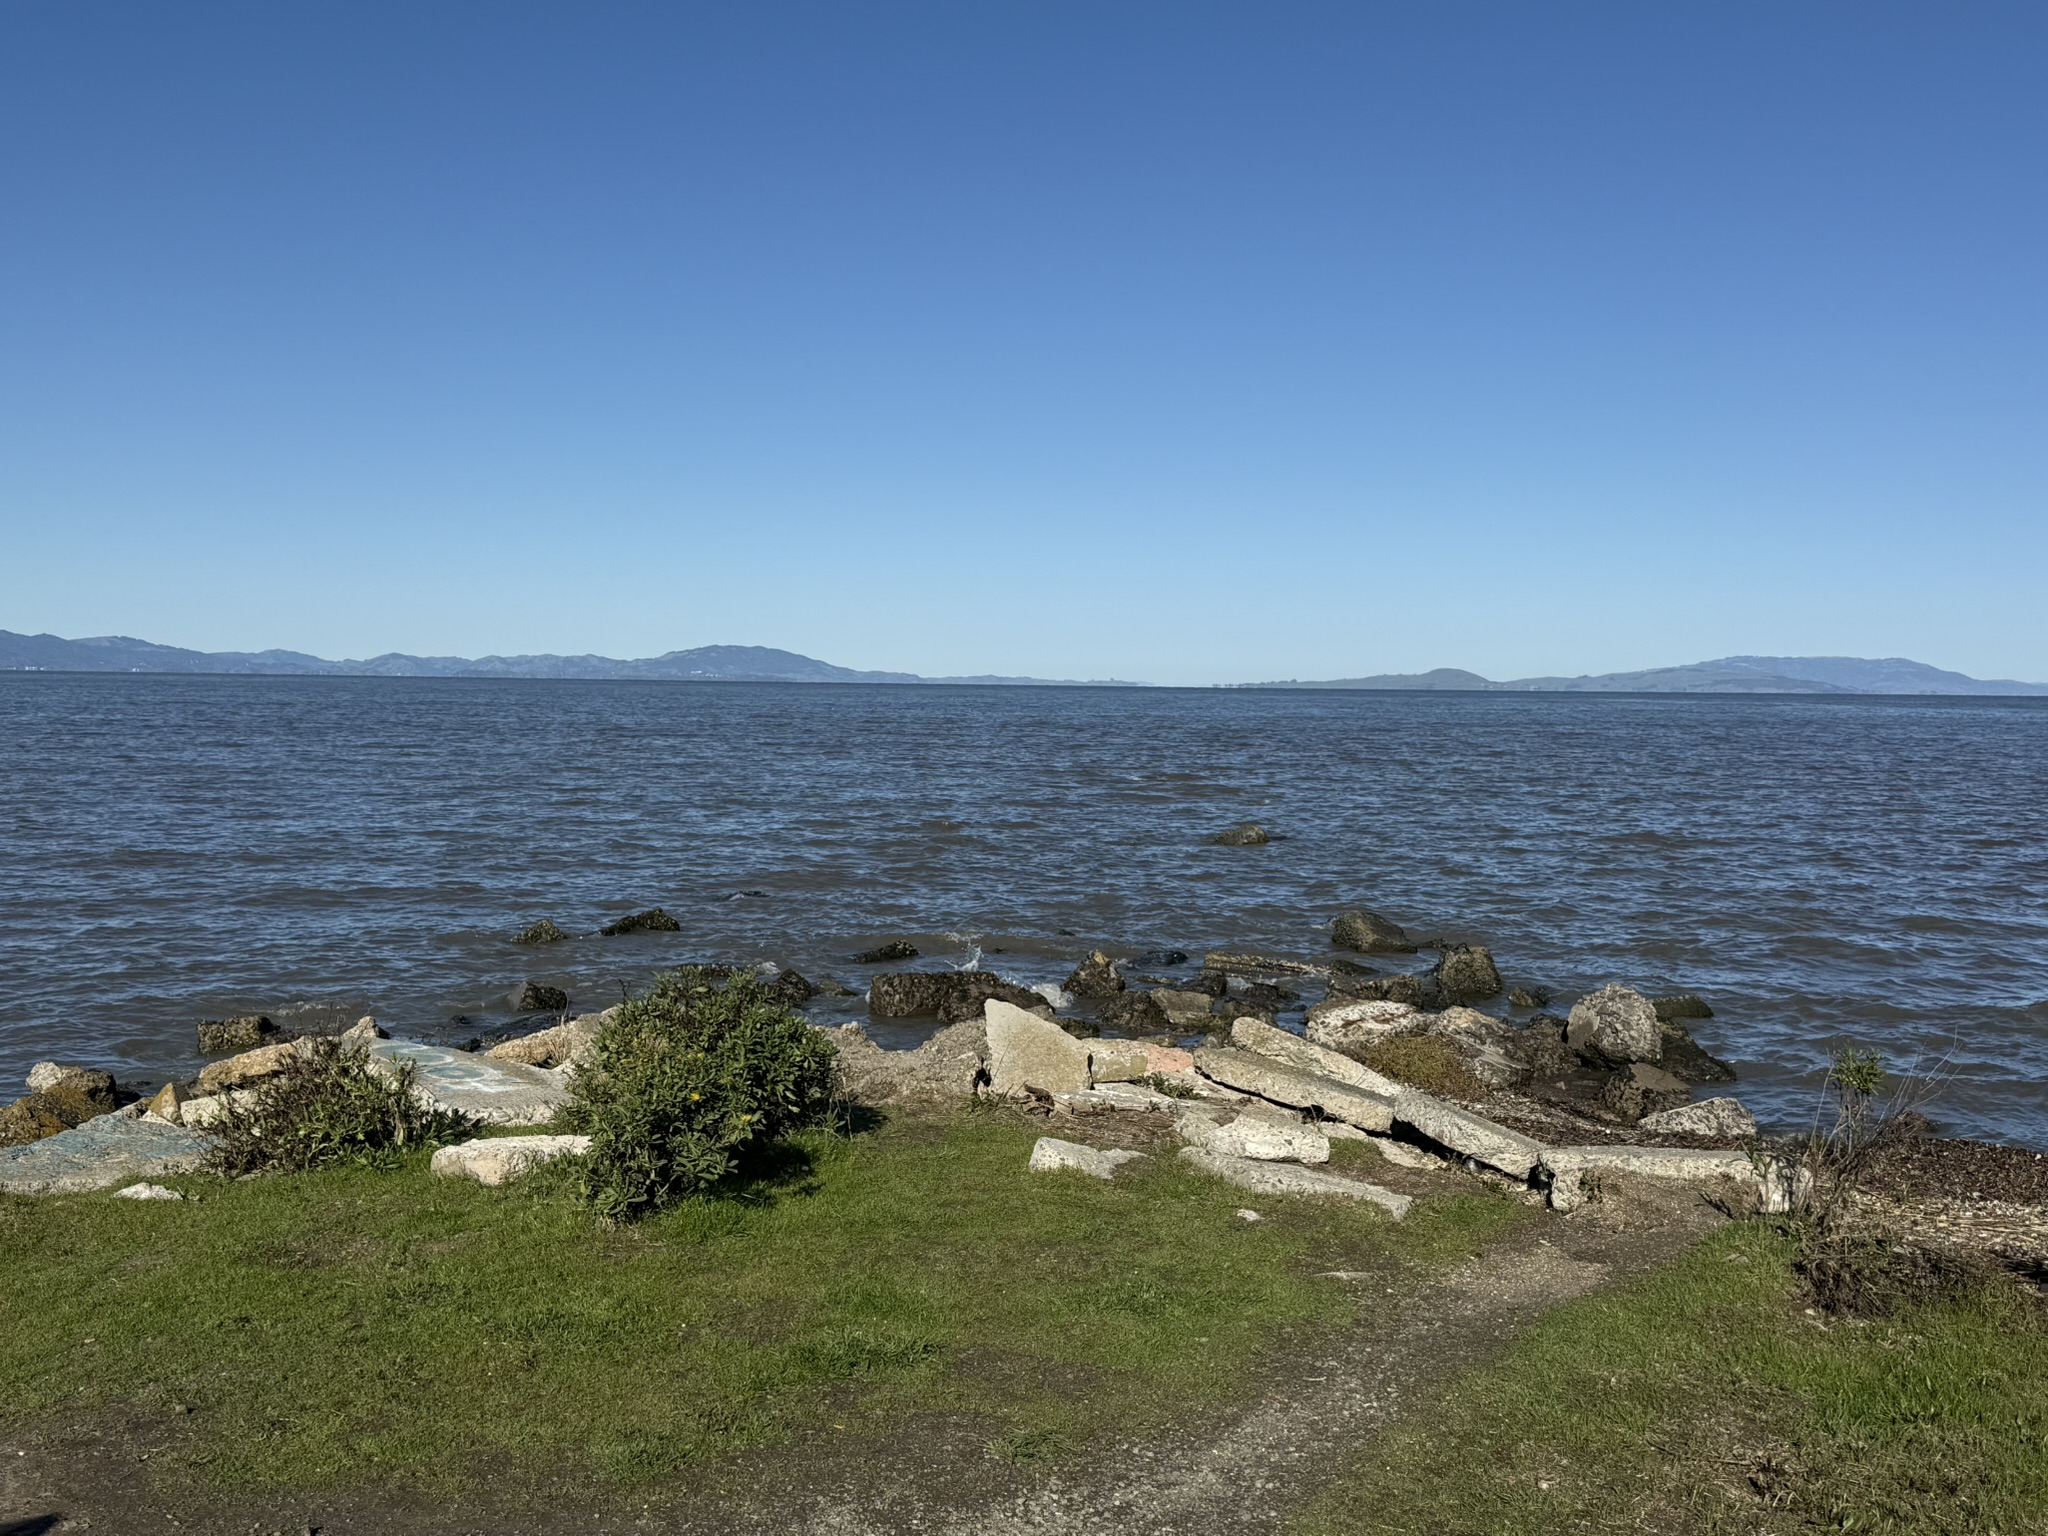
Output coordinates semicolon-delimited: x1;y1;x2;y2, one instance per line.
4;903;2045;1531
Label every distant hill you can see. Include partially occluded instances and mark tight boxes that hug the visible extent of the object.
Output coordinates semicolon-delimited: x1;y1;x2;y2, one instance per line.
1249;655;2048;696
0;631;1135;686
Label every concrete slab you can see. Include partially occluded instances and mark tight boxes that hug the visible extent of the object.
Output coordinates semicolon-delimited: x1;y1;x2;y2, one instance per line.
1028;1137;1145;1180
1393;1089;1547;1179
0;1112;209;1196
367;1041;571;1126
1178;1146;1411;1218
1540;1144;1762;1212
1192;1046;1396;1132
431;1134;591;1186
1228;1018;1406;1099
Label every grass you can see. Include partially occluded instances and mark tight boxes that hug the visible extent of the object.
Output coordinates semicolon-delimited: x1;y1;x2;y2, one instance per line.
1362;1034;1490;1101
1291;1221;2048;1536
0;1111;1522;1496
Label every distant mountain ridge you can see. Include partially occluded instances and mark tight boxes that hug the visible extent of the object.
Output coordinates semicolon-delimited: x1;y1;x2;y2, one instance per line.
0;631;1135;686
4;631;2043;694
1248;655;2048;696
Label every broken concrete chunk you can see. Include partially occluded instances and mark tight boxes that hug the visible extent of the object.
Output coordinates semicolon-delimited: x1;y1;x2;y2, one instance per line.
1540;1144;1763;1213
985;999;1092;1097
365;1041;570;1126
1184;1112;1331;1165
0;1115;210;1195
1193;1046;1395;1133
1229;1018;1405;1099
1087;1039;1152;1084
1392;1088;1547;1179
1178;1146;1411;1218
1304;998;1424;1054
830;1019;989;1106
1638;1096;1757;1140
1567;984;1663;1064
194;1041;301;1095
431;1134;591;1186
113;1182;184;1201
1028;1137;1145;1180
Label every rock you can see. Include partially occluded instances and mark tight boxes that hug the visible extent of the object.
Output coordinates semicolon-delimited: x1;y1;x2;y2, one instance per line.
1064;951;1126;998
1540;1144;1768;1213
1086;1040;1152;1084
1392;1088;1547;1179
195;1041;302;1095
514;981;569;1014
515;919;568;945
431;1134;592;1186
1305;998;1424;1053
25;1063;116;1108
1653;993;1714;1021
1324;973;1432;1007
1132;949;1189;969
1210;999;1275;1028
1151;989;1218;1028
766;968;819;1008
1656;1022;1738;1084
1423;1008;1529;1090
340;1016;387;1047
1228;1018;1405;1098
1178;1146;1411;1217
1192;1046;1395;1132
1184;1111;1331;1165
854;940;920;963
1432;945;1502;1005
599;907;681;936
1212;822;1269;846
0;1114;210;1195
1509;986;1553;1009
0;1090;98;1148
1500;1014;1578;1080
1203;951;1324;978
1639;1096;1757;1140
196;1015;275;1055
985;1000;1094;1097
177;1091;253;1130
1098;991;1171;1033
142;1082;186;1124
1331;908;1416;954
1028;1137;1145;1180
364;1040;571;1126
1138;1044;1196;1076
827;1020;987;1106
1052;1084;1180;1114
486;1010;611;1069
113;1182;184;1201
1599;1062;1691;1122
869;971;1052;1024
1566;985;1664;1064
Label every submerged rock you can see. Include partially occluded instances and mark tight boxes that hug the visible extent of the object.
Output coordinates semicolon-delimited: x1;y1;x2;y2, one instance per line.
25;1063;115;1109
1331;908;1416;954
854;940;920;964
196;1015;276;1055
1432;945;1503;1005
1652;993;1715;1021
1656;1021;1738;1084
1509;986;1553;1009
1325;973;1433;1007
515;919;568;945
1098;990;1170;1034
513;981;569;1014
869;970;1050;1024
1212;822;1270;847
1131;948;1190;969
767;968;819;1008
1064;951;1126;998
1566;984;1664;1064
599;907;681;936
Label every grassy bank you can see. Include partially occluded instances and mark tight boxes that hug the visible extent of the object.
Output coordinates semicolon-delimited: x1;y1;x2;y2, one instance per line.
0;1112;1519;1494
1293;1221;2048;1536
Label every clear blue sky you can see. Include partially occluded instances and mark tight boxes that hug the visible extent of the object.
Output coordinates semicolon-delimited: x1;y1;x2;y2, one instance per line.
3;3;2043;685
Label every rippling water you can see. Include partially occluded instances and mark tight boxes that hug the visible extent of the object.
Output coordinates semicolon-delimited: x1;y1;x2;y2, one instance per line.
3;674;2045;1143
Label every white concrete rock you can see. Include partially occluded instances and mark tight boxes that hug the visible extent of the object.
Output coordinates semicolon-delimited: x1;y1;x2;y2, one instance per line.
1229;1018;1405;1099
1027;1136;1145;1180
1304;999;1424;1053
367;1041;572;1126
1393;1089;1547;1179
1193;1046;1395;1132
113;1182;184;1201
1540;1144;1764;1212
431;1134;592;1187
985;999;1093;1097
1179;1146;1412;1218
1638;1096;1757;1139
1185;1111;1331;1165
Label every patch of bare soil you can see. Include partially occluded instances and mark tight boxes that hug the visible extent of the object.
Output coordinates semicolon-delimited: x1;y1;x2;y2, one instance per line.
0;1183;1726;1536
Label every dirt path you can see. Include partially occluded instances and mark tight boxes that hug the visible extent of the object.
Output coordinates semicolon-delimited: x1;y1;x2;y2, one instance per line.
0;1189;1719;1536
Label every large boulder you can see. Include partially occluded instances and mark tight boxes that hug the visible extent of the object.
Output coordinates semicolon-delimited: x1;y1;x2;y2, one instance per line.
513;981;569;1014
985;1000;1092;1097
487;1010;612;1069
196;1015;275;1055
25;1063;116;1109
869;971;1052;1024
0;1087;108;1149
1567;985;1664;1064
1064;951;1126;998
1639;1096;1757;1140
1432;945;1502;1005
1331;909;1416;954
829;1020;989;1106
0;1111;209;1195
1305;998;1424;1054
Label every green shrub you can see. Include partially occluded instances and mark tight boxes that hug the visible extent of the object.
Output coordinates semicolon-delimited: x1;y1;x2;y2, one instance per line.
560;966;838;1222
206;1039;471;1176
